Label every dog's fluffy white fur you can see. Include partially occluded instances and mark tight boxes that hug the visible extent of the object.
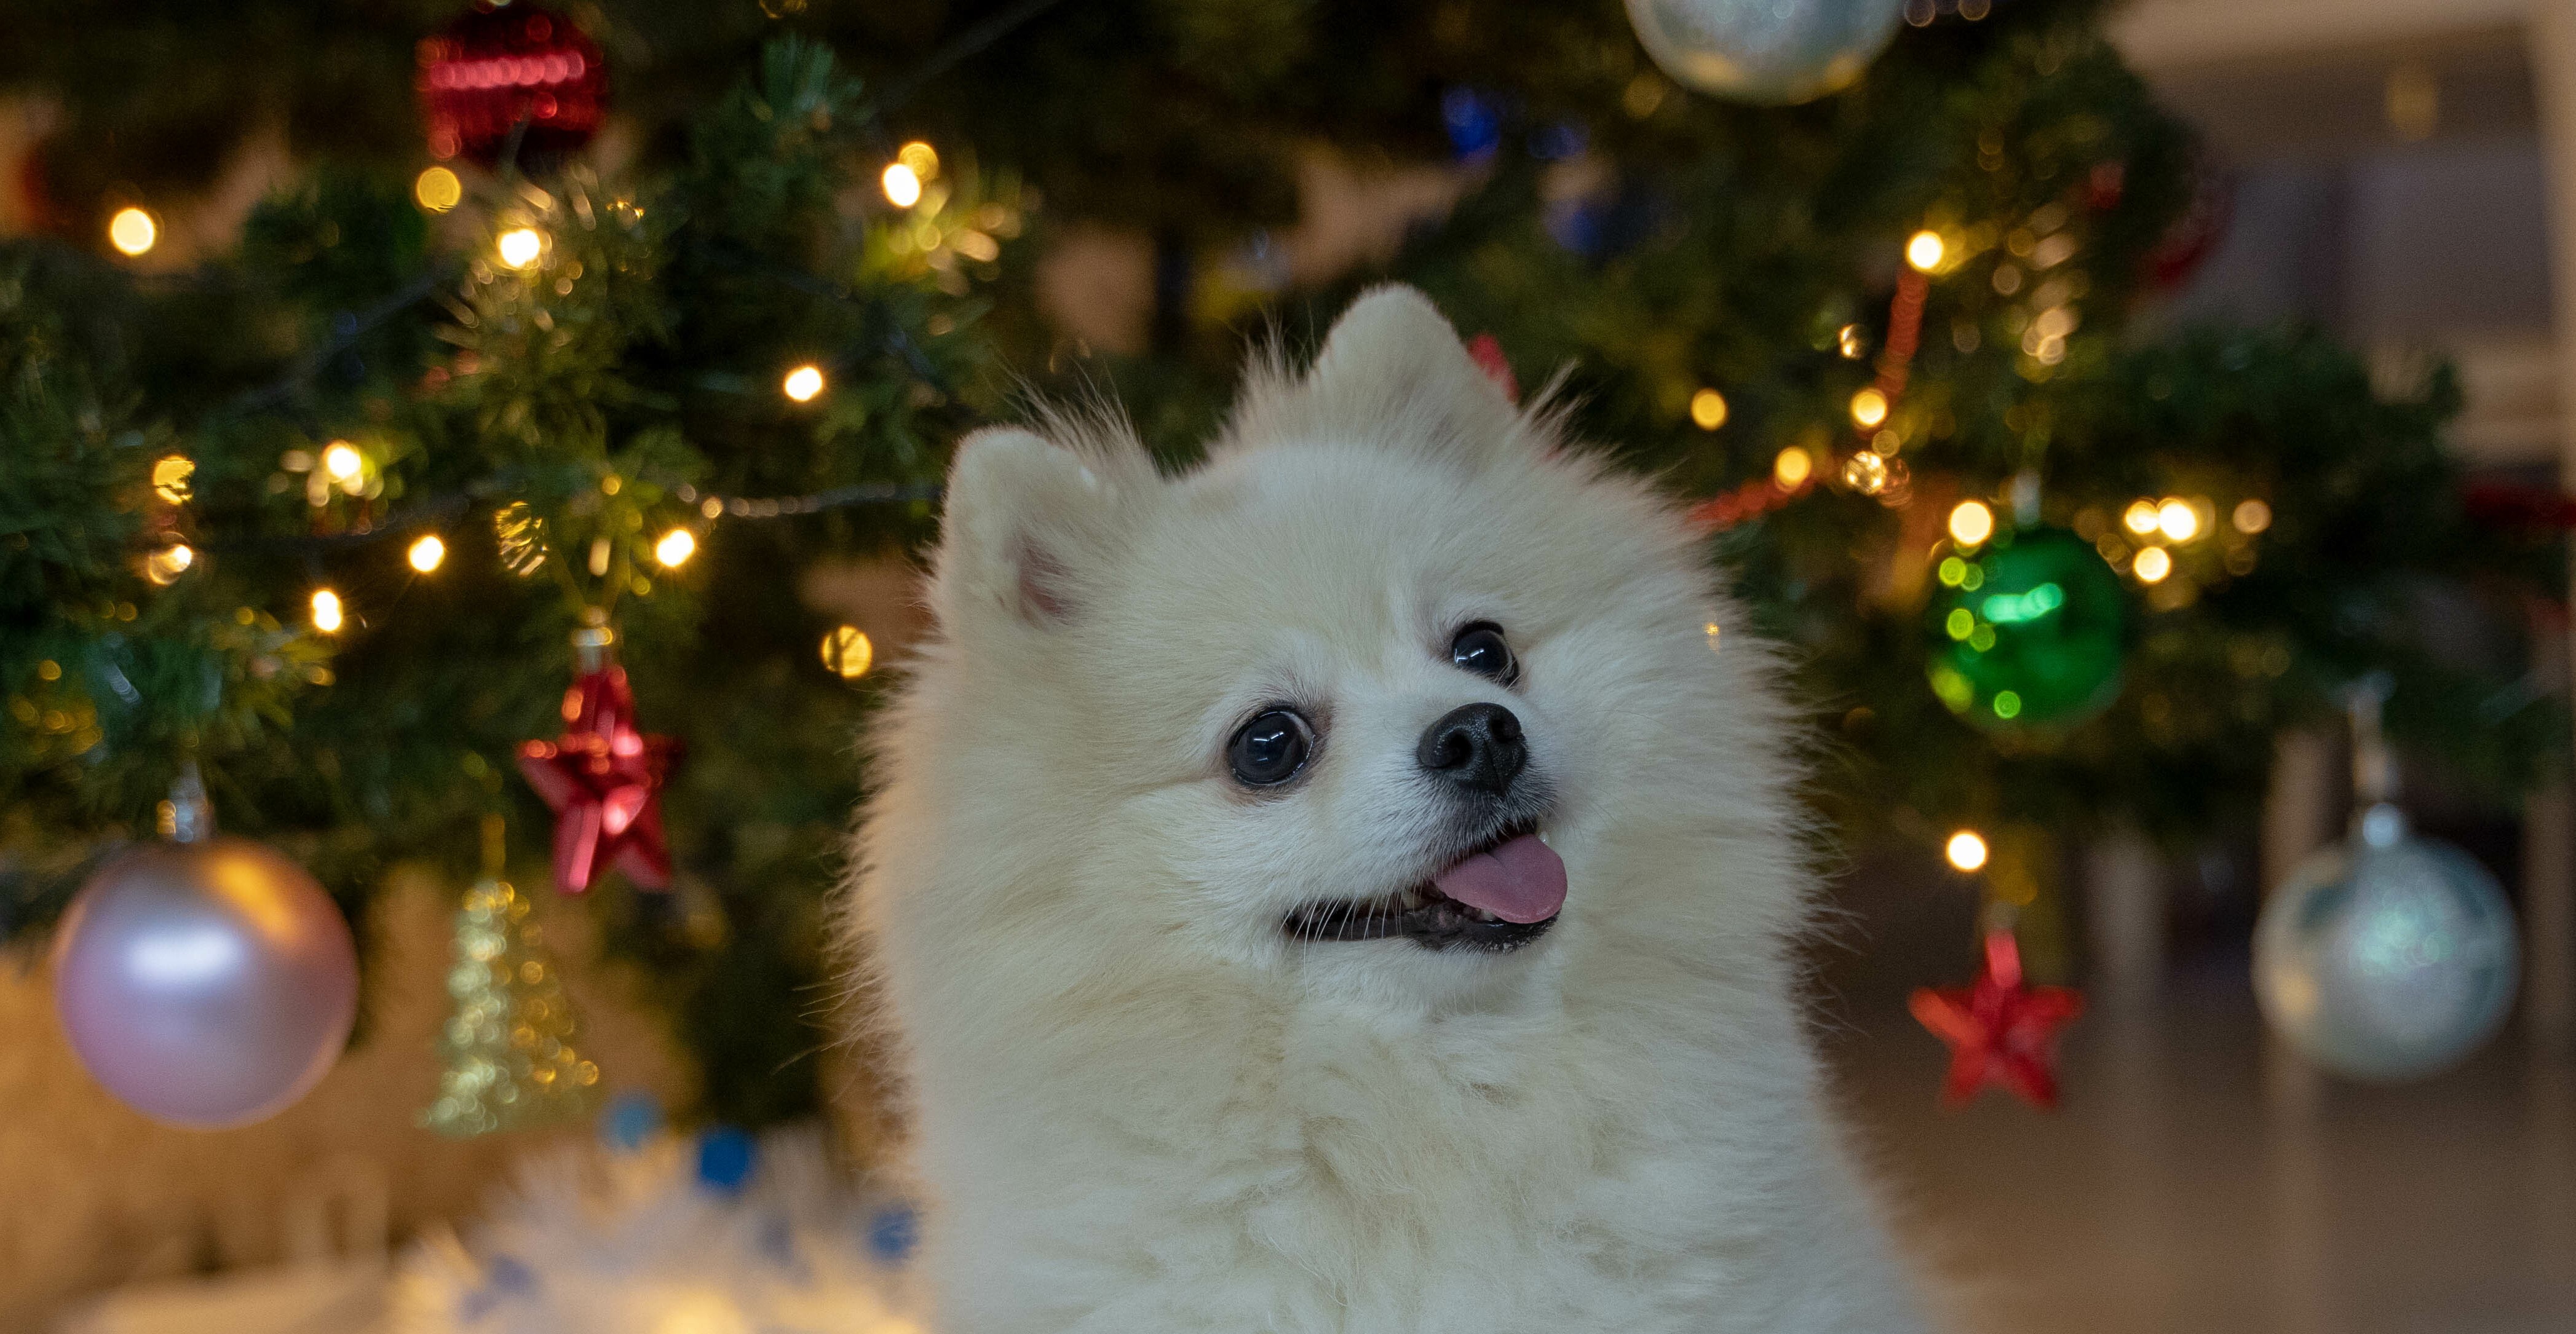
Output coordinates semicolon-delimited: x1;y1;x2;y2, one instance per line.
847;287;1922;1332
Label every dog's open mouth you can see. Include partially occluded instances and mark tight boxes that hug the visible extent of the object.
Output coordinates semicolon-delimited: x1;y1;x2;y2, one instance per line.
1283;824;1567;953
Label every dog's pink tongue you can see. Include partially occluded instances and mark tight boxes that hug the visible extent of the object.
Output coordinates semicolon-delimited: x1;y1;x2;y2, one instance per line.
1433;834;1567;924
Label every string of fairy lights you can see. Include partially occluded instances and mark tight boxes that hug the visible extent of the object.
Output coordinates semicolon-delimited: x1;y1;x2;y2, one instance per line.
111;135;973;690
1676;205;2288;877
100;60;2285;868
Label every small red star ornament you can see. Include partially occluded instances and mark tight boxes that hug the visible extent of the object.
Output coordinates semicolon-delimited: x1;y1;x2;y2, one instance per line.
1910;929;2084;1109
518;666;679;894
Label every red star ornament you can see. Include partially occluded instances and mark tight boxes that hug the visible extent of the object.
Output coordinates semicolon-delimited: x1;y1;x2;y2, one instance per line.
1909;929;2084;1110
517;666;680;894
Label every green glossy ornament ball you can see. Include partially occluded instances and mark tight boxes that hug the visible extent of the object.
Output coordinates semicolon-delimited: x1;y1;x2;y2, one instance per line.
1925;526;2126;728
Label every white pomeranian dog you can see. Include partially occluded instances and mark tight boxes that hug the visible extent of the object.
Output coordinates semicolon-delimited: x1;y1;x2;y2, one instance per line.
847;286;1924;1333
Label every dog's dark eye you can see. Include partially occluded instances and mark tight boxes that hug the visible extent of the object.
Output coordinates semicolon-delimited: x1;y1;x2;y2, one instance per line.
1448;622;1518;685
1228;708;1314;787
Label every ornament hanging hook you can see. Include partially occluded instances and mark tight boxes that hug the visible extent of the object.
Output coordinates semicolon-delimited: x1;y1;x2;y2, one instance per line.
157;759;214;843
2344;671;2409;846
572;605;617;673
2345;671;2396;807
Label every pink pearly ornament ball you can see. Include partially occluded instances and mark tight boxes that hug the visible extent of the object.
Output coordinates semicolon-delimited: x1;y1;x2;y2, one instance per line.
52;837;359;1129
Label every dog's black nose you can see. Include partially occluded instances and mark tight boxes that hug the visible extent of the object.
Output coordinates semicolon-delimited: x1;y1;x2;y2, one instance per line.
1417;702;1527;796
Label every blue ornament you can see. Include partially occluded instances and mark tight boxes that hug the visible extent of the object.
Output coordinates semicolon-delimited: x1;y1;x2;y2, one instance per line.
598;1089;663;1153
866;1203;921;1265
695;1124;758;1193
2255;805;2519;1081
1440;88;1504;160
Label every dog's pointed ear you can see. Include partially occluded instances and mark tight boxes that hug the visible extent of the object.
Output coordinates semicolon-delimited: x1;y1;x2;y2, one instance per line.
1231;285;1530;467
934;427;1133;630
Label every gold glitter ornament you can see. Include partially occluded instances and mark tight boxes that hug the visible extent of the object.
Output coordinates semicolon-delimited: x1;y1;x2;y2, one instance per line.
422;817;600;1137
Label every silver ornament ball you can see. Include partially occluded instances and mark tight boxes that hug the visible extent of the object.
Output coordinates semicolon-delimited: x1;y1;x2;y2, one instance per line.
2254;805;2518;1082
52;836;360;1129
1625;0;1906;105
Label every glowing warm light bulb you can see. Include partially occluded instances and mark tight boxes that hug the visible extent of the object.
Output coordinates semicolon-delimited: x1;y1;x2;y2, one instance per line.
108;208;158;256
1947;499;1995;547
414;166;463;213
881;164;923;208
2232;498;2272;534
1841;450;1889;495
408;534;447;573
1773;446;1813;489
496;227;544;269
821;625;875;680
654;528;697;569
1849;387;1889;429
2122;499;2162;535
2133;546;2173;583
1945;830;1989;872
322;442;363;489
151;454;196;504
1904;229;1946;273
311;588;345;633
145;542;194;586
783;364;826;403
1689;387;1728;430
2156;497;2200;543
897;141;940;180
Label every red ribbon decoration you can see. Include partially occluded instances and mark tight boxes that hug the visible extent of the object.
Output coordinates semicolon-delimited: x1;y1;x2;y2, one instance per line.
416;3;607;166
1689;264;1931;535
518;666;679;894
1909;929;2085;1110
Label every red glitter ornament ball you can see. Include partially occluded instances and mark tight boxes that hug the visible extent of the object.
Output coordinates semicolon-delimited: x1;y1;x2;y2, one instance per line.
417;2;606;167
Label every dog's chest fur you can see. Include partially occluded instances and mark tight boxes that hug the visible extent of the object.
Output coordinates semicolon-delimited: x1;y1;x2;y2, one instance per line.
895;939;1904;1334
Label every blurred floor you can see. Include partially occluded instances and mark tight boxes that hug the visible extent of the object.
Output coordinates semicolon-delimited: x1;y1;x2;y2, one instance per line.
1831;966;2576;1333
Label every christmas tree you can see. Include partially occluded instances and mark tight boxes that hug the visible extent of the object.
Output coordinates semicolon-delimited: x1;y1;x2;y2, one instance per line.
1;0;2560;1129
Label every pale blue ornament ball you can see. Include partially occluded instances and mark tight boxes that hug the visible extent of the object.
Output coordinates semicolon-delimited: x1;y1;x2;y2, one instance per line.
2254;805;2519;1081
1625;0;1906;105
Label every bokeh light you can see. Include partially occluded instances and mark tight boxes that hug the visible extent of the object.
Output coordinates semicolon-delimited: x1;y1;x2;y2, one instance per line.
1948;500;1995;547
408;534;447;574
654;529;697;569
2157;497;2200;543
1849;387;1889;429
1689;387;1727;430
322;442;364;492
496;227;544;269
1946;830;1989;872
151;455;195;505
881;164;922;208
820;625;874;680
414;166;463;212
108;208;157;257
783;365;826;403
144;542;194;586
